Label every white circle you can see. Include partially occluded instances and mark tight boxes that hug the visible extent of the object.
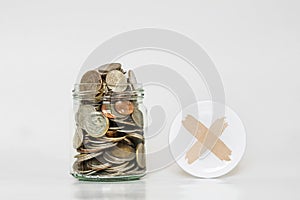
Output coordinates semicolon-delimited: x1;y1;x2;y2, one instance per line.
169;101;246;178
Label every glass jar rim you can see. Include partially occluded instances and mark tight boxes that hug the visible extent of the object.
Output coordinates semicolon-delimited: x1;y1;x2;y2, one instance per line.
72;83;144;101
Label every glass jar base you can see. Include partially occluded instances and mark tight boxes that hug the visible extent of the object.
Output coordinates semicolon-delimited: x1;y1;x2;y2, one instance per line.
71;172;146;182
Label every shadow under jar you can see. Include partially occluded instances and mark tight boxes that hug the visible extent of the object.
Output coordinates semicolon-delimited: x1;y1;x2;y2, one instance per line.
71;83;146;181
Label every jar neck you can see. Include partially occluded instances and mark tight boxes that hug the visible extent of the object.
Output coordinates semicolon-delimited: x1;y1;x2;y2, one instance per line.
72;84;144;103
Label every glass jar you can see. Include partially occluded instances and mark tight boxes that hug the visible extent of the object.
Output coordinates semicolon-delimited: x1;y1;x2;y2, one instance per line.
71;82;146;181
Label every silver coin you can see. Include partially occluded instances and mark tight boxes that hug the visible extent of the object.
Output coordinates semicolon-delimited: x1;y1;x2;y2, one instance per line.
127;167;146;175
75;105;96;128
76;152;103;163
79;142;117;154
103;152;127;165
119;162;135;173
85;170;98;176
106;162;135;173
128;70;139;90
84;138;109;145
105;162;130;173
117;128;143;133
97;63;121;73
136;143;145;169
87;159;111;171
112;118;137;127
108;126;125;131
83;111;109;138
131;109;144;127
73;161;93;174
106;70;127;92
73;128;83;149
80;70;102;92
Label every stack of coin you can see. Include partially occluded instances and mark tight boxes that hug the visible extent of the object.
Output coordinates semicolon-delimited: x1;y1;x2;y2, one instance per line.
72;63;146;178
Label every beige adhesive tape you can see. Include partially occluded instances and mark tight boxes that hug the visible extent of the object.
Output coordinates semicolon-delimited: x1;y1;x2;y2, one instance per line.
182;115;232;164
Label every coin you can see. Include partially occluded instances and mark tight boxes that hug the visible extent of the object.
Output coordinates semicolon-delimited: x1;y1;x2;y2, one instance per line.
76;152;103;162
126;132;144;142
95;83;108;101
108;126;125;131
80;70;102;92
105;162;130;173
102;136;126;142
117;128;143;133
83;111;109;138
119;162;135;173
127;167;146;175
73;161;93;174
110;103;128;119
78;142;117;153
98;63;121;73
112;118;136;127
84;137;108;145
103;152;127;165
114;100;134;115
100;104;116;119
74;153;88;159
136;143;145;169
106;70;127;92
131;109;144;127
109;143;135;161
128;70;138;90
105;130;117;137
87;158;111;171
76;105;96;128
73;128;83;149
106;162;135;173
122;138;134;147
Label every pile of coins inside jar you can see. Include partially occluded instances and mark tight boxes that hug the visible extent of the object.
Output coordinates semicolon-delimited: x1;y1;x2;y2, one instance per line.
72;63;145;178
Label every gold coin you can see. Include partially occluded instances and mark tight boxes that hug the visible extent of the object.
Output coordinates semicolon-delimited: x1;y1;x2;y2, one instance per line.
106;130;125;138
110;143;135;160
74;153;88;159
105;130;117;137
114;100;134;115
136;143;145;169
126;132;144;142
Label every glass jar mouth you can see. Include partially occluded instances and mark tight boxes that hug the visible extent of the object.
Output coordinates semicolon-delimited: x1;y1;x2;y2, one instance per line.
72;83;144;101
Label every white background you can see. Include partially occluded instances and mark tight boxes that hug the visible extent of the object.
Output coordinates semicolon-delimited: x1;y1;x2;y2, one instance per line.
0;0;299;199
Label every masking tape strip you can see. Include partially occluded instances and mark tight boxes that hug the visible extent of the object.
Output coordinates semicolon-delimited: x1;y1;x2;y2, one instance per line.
182;115;232;164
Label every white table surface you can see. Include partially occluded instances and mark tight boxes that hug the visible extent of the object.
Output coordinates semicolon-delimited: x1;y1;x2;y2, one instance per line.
1;151;299;200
